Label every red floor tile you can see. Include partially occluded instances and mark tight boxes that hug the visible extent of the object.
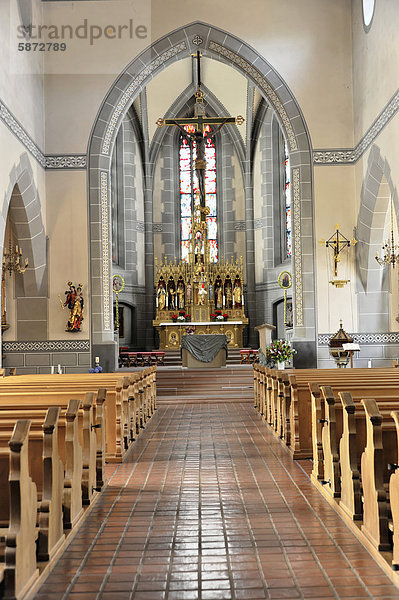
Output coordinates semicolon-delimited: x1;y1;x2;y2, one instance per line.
33;403;399;600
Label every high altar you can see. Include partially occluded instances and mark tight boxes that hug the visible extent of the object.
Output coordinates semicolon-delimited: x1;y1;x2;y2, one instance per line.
153;208;248;349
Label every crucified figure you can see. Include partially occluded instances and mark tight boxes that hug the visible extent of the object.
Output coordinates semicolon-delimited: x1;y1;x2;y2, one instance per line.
171;119;230;212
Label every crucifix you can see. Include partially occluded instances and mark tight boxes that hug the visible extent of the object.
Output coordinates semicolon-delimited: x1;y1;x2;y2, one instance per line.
156;51;245;223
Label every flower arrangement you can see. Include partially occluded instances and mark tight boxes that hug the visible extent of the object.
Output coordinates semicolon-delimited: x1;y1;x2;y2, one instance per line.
216;314;224;321
210;313;216;321
171;314;178;322
185;326;195;334
265;339;296;364
185;314;191;322
223;313;229;321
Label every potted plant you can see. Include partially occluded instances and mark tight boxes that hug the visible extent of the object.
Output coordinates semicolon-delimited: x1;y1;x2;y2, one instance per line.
210;313;216;321
185;314;191;322
223;313;229;321
171;314;178;322
265;339;296;369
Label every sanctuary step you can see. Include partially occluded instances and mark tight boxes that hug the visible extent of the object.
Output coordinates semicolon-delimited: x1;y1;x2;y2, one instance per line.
160;347;248;367
156;365;254;404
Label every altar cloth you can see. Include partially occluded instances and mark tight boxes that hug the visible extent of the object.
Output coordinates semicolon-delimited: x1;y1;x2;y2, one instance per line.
181;334;227;363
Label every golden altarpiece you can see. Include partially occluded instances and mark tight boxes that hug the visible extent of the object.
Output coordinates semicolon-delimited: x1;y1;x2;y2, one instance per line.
153;206;248;349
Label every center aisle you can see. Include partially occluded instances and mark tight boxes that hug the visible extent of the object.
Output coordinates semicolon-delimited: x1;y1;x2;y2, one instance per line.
34;404;399;600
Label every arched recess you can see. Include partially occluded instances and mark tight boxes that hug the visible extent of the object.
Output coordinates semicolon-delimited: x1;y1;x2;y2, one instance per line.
87;21;315;366
356;144;398;331
1;153;47;341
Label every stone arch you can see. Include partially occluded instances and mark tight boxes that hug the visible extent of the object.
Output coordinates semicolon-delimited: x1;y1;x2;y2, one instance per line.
88;21;314;364
1;153;47;340
356;144;397;331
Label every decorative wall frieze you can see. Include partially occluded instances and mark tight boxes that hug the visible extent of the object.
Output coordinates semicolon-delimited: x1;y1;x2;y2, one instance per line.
0;98;87;169
314;87;399;164
3;339;90;353
45;155;87;169
209;41;298;153
100;171;111;330
136;221;145;231
292;168;303;326
318;332;399;345
101;42;187;155
0;98;46;167
152;223;163;232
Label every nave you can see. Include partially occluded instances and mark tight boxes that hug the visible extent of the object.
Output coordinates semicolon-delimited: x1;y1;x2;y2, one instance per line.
34;403;399;600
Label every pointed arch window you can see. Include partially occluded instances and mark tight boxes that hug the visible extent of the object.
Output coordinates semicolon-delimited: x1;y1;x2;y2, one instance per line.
179;125;218;262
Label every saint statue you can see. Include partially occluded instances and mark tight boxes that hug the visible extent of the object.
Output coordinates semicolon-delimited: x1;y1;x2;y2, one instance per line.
157;284;166;311
215;286;223;309
63;282;84;332
177;280;185;309
233;281;242;307
198;283;207;305
225;285;232;309
167;279;176;309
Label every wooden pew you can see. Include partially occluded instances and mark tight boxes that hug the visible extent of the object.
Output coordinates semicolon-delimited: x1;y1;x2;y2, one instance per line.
0;367;156;463
309;386;398;552
389;410;399;569
0;421;39;600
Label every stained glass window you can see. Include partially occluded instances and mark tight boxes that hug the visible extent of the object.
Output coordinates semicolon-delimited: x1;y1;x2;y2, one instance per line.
179;125;218;262
284;141;292;258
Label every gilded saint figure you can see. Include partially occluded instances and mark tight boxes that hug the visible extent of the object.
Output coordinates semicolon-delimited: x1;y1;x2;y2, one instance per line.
233;281;242;307
157;282;166;311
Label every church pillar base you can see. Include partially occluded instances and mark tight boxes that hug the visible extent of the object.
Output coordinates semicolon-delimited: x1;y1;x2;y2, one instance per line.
91;341;118;372
292;341;317;368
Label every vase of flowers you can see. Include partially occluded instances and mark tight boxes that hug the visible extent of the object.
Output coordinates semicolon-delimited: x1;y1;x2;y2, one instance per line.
265;339;296;369
171;314;178;322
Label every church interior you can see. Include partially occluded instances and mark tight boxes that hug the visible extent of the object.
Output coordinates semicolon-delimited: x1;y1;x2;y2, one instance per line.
0;0;399;598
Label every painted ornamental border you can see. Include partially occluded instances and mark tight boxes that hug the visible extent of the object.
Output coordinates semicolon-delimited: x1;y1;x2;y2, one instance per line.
3;339;90;353
318;332;399;345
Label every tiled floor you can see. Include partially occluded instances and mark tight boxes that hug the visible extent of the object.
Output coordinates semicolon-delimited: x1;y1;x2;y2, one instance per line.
34;403;399;599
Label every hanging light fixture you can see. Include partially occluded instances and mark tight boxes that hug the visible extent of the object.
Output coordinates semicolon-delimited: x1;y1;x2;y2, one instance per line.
375;198;399;268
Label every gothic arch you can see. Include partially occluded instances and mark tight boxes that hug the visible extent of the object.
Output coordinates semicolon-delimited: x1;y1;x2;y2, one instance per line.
87;21;315;362
356;144;398;331
3;153;46;296
1;153;47;341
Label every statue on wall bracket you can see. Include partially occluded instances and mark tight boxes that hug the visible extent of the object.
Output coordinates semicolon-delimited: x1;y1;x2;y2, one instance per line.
59;281;84;332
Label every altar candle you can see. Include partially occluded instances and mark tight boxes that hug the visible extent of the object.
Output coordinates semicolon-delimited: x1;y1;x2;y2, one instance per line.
223;295;225;307
156;297;158;308
242;294;245;306
166;296;168;307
